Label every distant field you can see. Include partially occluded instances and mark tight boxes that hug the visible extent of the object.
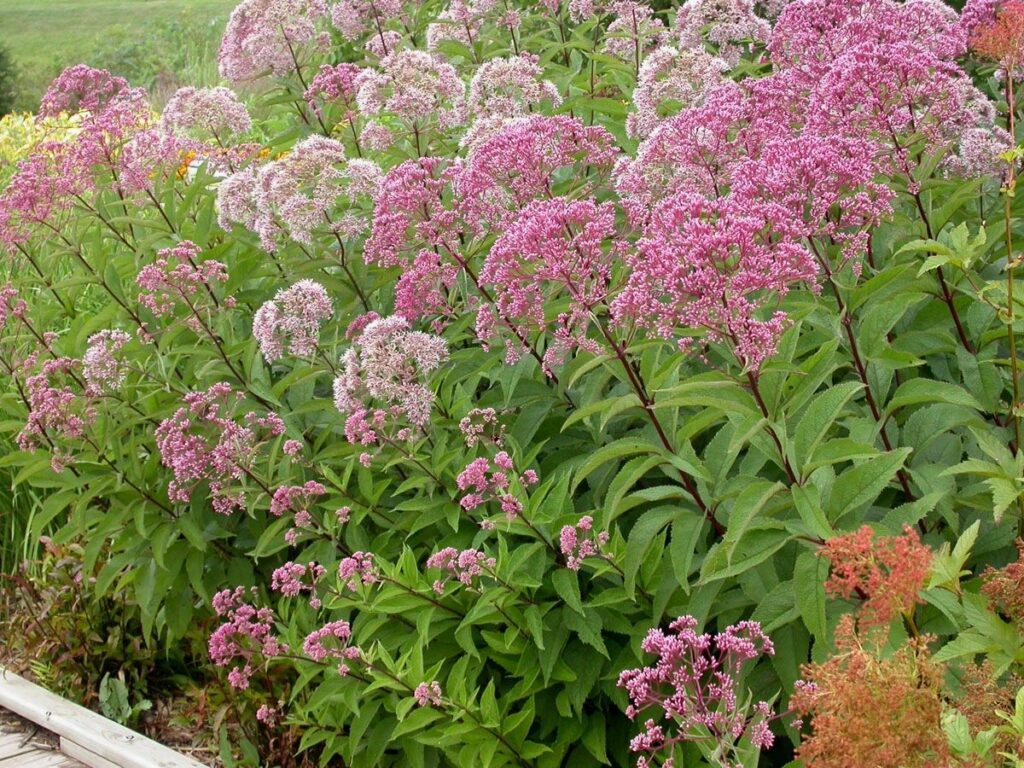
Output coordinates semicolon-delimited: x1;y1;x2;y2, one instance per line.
0;0;238;110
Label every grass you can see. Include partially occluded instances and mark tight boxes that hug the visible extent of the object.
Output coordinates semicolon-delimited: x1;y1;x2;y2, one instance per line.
0;0;237;111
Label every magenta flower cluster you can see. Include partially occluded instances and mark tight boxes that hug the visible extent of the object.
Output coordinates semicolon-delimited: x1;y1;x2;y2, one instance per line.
455;451;538;525
154;383;285;514
617;616;776;768
426;547;496;593
209;587;287;690
559;516;610;571
303;620;362;676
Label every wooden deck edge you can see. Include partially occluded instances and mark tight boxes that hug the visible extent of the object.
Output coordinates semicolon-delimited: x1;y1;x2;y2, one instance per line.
0;668;207;768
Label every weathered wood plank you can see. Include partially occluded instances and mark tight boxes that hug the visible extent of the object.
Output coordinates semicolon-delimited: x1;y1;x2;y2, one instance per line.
61;739;121;768
0;729;37;761
0;669;207;768
4;749;81;767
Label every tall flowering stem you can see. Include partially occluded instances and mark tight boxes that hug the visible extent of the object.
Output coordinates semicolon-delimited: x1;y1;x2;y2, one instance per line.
973;1;1024;529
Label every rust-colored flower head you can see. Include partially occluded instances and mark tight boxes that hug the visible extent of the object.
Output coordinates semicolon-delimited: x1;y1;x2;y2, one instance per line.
821;524;932;629
791;616;948;768
972;0;1024;69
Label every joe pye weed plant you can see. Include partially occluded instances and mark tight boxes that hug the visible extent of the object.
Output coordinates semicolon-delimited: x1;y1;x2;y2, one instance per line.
10;0;1024;766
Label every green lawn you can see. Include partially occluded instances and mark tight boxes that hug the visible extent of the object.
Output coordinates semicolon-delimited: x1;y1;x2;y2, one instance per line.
0;0;238;111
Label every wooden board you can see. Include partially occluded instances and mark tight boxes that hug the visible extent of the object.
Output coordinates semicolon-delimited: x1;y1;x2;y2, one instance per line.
0;670;207;768
0;715;84;767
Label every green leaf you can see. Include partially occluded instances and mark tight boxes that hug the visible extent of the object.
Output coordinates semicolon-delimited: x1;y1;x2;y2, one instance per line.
886;379;983;413
793;382;863;472
828;448;912;523
571;438;659;492
551;569;585;615
623;507;676;596
794;552;827;640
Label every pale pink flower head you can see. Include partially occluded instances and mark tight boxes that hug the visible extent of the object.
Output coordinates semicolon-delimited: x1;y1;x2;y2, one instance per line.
253;279;333;362
355;50;467;148
118;129;196;195
414;681;443;707
426;547;496;591
462;54;562;149
16;358;95;469
603;1;669;63
305;63;364;121
674;0;771;65
302;620;361;672
330;0;406;43
337;551;378;591
246;137;380;250
627;46;728;139
218;0;331;82
333;315;449;435
82;329;131;395
38;64;135;118
161;86;252;141
426;0;520;51
455;115;619;235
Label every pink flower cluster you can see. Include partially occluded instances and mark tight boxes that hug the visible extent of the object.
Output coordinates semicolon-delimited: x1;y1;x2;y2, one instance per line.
218;0;330;82
331;0;405;47
364;157;458;269
218;137;381;250
559;516;609;571
618;616;776;768
303;620;362;675
269;480;326;544
161;86;252;141
426;547;496;593
627;46;727;139
337;551;378;591
463;54;560;147
613;191;818;370
209;587;287;690
271;561;326;607
305;63;363;122
355;50;467;150
333;315;449;443
0;285;27;330
154;383;285;514
458;407;503;447
136;241;232;331
414;681;443;707
674;0;772;65
17;358;94;471
0;65;152;250
602;1;668;64
252;280;333;362
455;115;619;235
37;64;137;118
478;197;618;370
456;451;538;525
82;329;131;395
426;0;521;51
117;129;196;195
